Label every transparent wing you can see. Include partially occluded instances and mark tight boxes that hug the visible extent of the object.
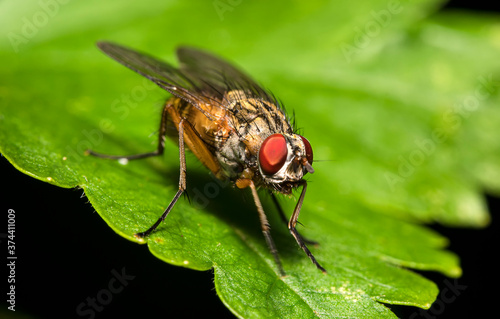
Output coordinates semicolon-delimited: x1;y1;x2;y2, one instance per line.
177;46;276;104
97;42;220;120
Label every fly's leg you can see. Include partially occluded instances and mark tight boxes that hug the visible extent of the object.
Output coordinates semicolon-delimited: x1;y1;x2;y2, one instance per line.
134;118;187;239
289;181;326;273
270;192;319;246
249;182;286;277
85;102;170;160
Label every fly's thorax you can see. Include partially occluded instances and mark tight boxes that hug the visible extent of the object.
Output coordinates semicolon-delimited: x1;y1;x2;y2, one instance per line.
225;90;290;133
215;90;307;185
223;90;291;152
215;131;247;180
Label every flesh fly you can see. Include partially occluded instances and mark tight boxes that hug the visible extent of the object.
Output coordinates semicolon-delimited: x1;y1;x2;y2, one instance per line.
88;42;325;275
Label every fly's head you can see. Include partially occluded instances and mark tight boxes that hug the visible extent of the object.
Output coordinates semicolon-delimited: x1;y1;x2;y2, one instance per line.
257;133;314;186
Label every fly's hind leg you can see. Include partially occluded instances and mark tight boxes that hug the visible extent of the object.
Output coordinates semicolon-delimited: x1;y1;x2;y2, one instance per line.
134;102;222;239
134;118;187;239
85;101;171;161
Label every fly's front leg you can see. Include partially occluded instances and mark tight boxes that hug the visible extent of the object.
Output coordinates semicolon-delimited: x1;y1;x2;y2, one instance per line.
289;181;326;273
134;118;187;239
85;101;171;160
270;192;319;246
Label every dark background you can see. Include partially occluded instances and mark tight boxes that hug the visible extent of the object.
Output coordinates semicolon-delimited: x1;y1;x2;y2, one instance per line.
1;1;499;318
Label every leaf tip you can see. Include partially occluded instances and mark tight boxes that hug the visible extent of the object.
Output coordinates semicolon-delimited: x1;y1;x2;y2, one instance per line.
447;265;463;278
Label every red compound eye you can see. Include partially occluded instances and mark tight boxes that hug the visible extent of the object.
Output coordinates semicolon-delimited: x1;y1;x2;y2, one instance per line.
300;135;313;165
259;134;288;176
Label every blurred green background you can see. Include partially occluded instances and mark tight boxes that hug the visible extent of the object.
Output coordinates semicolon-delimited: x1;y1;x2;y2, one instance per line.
1;0;499;318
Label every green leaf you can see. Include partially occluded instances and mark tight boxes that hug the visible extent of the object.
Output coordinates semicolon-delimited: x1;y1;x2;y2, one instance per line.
1;0;498;317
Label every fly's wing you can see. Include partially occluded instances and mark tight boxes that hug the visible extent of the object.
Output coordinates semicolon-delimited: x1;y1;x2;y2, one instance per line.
97;42;220;120
177;47;277;105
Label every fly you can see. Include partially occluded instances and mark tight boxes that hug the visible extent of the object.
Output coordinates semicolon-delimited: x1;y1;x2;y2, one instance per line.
87;42;325;275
